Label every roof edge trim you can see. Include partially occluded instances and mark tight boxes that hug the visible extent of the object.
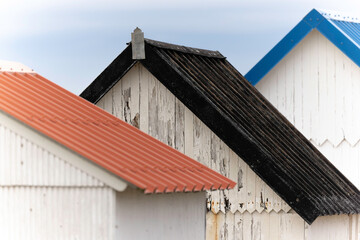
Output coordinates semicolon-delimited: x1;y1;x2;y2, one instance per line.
245;9;320;85
245;8;360;85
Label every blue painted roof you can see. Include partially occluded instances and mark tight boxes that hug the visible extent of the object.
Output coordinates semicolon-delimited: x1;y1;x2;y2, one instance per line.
245;9;360;85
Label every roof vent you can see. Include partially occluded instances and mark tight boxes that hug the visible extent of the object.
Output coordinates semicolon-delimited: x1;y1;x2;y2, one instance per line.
131;27;145;60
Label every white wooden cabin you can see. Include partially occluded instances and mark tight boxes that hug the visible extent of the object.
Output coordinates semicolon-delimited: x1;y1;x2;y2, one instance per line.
0;61;235;239
80;29;360;239
246;9;360;240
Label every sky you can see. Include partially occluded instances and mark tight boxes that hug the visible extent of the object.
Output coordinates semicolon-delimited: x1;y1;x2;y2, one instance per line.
0;0;359;94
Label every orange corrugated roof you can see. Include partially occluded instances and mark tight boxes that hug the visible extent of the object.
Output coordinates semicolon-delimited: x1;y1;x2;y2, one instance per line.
0;71;236;193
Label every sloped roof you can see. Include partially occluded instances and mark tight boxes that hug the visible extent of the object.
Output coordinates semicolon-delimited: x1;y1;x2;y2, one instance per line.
81;38;360;224
0;68;236;194
245;9;360;85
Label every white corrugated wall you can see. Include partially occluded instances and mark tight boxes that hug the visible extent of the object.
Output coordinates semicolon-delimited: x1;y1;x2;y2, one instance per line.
255;29;360;240
0;112;117;240
116;188;206;240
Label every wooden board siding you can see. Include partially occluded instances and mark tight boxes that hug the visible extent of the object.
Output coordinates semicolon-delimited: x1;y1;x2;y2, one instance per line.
206;212;359;240
97;63;312;239
255;28;360;240
116;188;205;240
256;29;360;189
97;62;290;215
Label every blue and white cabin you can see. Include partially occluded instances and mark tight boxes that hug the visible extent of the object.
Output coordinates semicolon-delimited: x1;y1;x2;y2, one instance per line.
246;9;360;239
247;8;360;189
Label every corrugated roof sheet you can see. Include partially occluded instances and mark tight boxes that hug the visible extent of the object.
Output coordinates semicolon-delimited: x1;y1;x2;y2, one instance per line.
81;39;360;224
246;9;360;85
0;71;236;194
326;18;360;48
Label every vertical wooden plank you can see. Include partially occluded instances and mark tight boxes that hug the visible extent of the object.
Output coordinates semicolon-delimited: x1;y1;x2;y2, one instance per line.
156;82;176;147
317;31;327;145
269;211;280;240
246;165;256;213
103;88;113;114
276;55;287;118
301;30;312;140
293;38;303;132
228;150;240;213
225;212;235;240
334;41;345;146
217;212;226;240
242;212;252;240
210;133;221;213
139;64;149;134
148;68;158;139
251;212;262;240
284;47;295;125
351;61;360;147
237;156;248;213
121;63;140;127
309;30;319;144
206;212;216;240
174;99;185;153
234;212;244;240
325;36;337;144
184;108;194;158
112;80;124;121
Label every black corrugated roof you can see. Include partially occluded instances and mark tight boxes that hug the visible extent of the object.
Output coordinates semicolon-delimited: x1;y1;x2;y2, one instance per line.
81;39;360;224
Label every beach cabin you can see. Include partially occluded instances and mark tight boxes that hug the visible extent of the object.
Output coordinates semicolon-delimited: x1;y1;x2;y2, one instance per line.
80;28;360;239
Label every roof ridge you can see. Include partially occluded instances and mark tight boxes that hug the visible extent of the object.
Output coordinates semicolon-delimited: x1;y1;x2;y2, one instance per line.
318;9;360;23
144;38;225;59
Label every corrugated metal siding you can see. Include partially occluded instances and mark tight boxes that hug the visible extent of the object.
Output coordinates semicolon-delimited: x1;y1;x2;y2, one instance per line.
256;29;360;189
0;186;116;240
0;71;235;193
98;63;291;214
116;188;205;240
0;121;104;186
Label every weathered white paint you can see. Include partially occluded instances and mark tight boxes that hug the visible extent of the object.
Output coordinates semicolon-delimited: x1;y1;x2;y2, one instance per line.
0;186;116;240
256;29;360;189
98;62;290;215
0;110;127;191
98;62;313;239
116;188;205;240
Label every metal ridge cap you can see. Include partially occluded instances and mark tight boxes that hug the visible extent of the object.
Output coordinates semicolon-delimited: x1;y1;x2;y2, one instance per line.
318;9;360;23
0;60;35;73
144;38;225;59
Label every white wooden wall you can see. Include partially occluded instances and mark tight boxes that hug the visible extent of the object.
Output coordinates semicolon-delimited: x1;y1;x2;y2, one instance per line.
0;111;117;240
116;188;205;240
98;63;327;240
255;29;360;240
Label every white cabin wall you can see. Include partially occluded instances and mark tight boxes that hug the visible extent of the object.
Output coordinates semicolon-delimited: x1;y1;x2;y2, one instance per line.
97;63;311;240
255;29;360;239
0;186;116;240
116;188;205;240
0;112;117;239
256;29;360;188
